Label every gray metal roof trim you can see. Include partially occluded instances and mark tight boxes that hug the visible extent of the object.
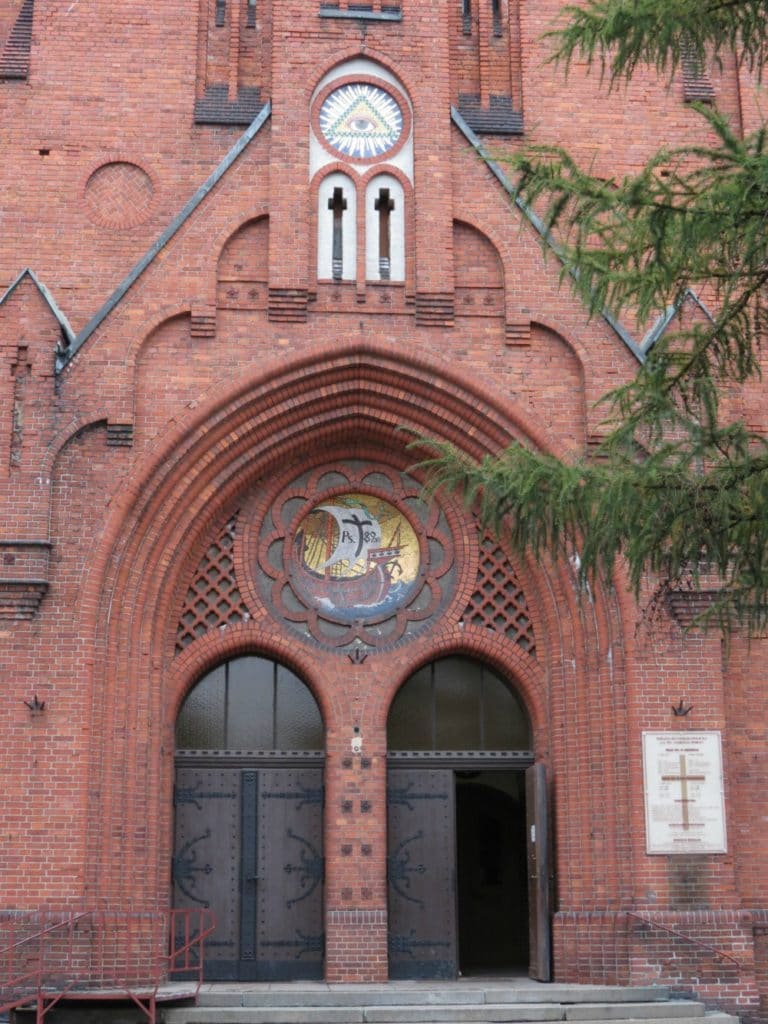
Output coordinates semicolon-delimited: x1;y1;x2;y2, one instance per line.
640;288;715;354
57;101;272;373
450;106;645;364
0;267;76;347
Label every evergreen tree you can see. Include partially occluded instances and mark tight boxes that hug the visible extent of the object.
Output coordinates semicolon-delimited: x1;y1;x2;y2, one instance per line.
418;0;768;630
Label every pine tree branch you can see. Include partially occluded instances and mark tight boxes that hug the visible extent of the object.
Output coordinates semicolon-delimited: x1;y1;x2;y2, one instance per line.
549;0;768;81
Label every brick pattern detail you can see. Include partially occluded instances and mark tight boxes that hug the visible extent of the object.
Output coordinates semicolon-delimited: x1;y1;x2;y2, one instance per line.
190;313;216;339
682;49;715;103
325;908;387;982
665;590;718;627
0;579;47;619
106;423;134;447
463;533;536;654
0;0;33;80
457;94;524;135
0;540;51;619
415;292;454;327
268;287;309;322
193;85;265;125
175;516;248;651
84;162;155;229
505;320;532;345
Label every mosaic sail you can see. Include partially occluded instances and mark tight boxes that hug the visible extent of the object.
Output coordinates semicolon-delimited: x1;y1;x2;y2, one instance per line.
294;494;419;620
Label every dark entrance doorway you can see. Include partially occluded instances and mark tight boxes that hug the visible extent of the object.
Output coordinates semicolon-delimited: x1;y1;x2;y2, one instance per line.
387;657;548;980
455;771;528;974
172;657;324;981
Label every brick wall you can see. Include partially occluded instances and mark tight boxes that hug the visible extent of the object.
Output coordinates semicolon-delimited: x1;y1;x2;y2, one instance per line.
0;2;765;1019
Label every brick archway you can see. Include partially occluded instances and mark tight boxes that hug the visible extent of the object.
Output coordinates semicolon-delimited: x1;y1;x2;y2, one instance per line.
77;343;629;982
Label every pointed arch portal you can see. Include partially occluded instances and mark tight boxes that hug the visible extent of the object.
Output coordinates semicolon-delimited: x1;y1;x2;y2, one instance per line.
83;346;583;984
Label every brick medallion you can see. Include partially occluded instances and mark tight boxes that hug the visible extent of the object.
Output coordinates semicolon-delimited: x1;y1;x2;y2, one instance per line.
84;160;155;229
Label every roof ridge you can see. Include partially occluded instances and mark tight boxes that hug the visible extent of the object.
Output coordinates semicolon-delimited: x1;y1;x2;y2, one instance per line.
0;268;76;350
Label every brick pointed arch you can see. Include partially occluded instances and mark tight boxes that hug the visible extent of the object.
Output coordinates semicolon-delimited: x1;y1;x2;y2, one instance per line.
77;342;629;926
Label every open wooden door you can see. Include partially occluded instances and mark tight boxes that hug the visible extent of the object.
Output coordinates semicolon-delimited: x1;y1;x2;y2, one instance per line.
525;762;551;981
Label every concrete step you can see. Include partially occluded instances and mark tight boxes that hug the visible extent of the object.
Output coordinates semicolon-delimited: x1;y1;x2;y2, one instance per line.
160;1011;735;1024
194;986;672;1008
160;1000;718;1024
573;1019;737;1024
364;1006;688;1024
564;1005;705;1021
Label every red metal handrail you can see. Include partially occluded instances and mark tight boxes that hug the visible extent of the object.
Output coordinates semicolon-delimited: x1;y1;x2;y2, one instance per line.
0;907;216;1023
166;907;217;986
0;911;90;1013
626;911;742;968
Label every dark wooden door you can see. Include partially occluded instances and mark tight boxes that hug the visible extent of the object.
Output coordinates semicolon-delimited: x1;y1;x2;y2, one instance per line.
173;764;324;980
525;762;551;981
387;768;457;979
248;767;324;979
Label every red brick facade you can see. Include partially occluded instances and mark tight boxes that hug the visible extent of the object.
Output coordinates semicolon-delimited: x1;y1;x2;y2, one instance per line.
0;0;766;1019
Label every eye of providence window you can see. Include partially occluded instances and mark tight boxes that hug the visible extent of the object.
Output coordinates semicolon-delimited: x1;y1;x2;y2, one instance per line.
318;83;403;160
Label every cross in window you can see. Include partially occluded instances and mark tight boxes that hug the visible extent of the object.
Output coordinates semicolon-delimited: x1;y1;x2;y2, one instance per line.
375;188;395;280
328;187;348;281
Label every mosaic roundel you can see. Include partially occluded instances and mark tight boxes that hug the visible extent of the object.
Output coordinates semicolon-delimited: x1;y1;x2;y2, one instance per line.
318;83;404;160
294;493;420;623
246;463;459;651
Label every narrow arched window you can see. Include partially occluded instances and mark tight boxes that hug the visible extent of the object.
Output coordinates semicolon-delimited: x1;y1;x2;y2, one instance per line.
388;656;531;752
366;175;405;282
176;656;323;751
462;0;472;33
317;172;357;281
491;0;502;36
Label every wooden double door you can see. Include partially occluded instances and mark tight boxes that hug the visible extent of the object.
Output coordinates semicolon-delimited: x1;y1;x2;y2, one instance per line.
172;762;324;980
387;765;550;980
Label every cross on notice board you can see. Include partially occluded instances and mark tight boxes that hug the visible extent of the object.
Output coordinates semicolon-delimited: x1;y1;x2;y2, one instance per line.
661;754;706;830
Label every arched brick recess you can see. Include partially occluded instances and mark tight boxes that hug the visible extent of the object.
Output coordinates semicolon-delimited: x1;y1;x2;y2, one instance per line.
217;216;269;311
311;49;416;113
74;343;631;950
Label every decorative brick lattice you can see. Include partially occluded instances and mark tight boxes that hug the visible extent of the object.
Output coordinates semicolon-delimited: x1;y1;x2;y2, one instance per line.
463;534;536;655
84;161;155;229
175;516;248;652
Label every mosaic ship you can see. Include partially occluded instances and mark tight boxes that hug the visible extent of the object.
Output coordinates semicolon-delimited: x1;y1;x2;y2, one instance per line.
296;504;404;612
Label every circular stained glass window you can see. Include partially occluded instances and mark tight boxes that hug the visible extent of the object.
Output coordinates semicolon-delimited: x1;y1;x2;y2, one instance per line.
318;83;404;160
